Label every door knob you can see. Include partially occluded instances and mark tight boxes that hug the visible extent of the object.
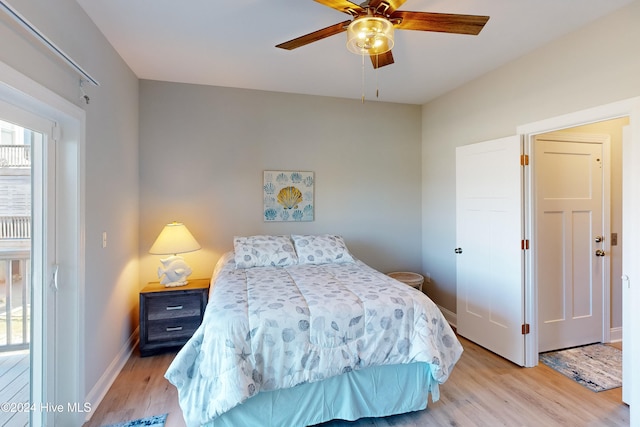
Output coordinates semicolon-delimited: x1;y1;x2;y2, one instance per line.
595;249;606;257
594;235;604;243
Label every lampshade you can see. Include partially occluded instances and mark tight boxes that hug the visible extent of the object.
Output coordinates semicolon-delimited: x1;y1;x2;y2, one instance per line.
346;16;394;55
149;222;201;255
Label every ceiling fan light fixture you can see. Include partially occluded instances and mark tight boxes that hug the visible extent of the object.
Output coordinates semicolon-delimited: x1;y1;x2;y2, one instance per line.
346;16;394;55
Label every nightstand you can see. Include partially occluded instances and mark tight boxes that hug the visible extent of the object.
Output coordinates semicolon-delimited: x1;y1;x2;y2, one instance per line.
139;278;210;357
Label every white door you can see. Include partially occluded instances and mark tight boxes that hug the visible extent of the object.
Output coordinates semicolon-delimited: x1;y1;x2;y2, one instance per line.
621;124;632;405
456;135;526;366
0;99;56;426
534;133;609;352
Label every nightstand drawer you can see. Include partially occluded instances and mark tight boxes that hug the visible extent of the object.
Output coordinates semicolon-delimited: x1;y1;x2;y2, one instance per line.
147;294;202;320
147;317;201;342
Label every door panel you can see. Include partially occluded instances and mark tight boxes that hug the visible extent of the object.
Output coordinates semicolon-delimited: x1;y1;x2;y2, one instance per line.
0;99;56;426
535;136;607;352
456;135;525;366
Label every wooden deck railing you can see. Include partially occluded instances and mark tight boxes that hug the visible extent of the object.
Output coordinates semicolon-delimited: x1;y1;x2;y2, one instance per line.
0;250;30;352
0;216;30;240
0;145;30;168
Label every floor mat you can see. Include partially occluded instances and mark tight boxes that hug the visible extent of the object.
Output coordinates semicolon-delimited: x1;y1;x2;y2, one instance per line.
539;343;622;392
102;413;168;427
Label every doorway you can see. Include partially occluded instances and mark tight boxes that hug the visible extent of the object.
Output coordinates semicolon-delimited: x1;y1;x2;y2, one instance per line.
534;130;613;352
532;118;627;353
517;102;638;417
456;109;640;372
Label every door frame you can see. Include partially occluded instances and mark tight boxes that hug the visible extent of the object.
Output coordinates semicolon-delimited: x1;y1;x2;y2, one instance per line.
530;131;611;352
0;60;86;425
517;98;640;406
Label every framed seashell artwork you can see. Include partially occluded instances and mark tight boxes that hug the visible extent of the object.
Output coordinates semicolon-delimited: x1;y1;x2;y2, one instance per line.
264;170;314;222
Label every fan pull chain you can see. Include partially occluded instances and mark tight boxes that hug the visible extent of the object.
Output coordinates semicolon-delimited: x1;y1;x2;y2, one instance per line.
375;55;379;98
361;52;365;103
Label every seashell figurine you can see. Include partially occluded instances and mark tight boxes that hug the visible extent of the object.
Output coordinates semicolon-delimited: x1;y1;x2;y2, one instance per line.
158;255;193;287
277;186;303;210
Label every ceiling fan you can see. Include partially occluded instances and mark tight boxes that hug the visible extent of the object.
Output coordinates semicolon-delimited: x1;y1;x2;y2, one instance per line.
276;0;490;69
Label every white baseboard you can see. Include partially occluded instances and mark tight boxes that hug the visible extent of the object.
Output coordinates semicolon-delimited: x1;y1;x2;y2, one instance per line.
438;305;457;329
83;328;139;422
610;326;622;342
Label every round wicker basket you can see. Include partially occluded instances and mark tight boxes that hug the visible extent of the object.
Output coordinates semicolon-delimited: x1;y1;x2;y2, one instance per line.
387;271;424;292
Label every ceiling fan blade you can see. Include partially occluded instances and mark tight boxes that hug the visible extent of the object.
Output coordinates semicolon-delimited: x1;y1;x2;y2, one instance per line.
276;20;351;50
314;0;363;15
369;0;406;15
370;50;394;69
392;11;489;35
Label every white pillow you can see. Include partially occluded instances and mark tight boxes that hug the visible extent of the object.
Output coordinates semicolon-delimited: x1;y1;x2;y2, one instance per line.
291;234;355;265
233;235;298;269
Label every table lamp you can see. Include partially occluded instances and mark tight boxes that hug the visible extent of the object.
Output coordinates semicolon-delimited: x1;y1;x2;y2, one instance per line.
149;221;201;287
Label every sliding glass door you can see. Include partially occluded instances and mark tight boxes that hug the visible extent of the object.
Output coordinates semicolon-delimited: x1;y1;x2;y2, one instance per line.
0;100;56;426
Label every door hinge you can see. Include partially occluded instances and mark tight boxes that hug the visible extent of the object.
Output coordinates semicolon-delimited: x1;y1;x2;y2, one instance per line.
521;239;529;250
520;154;529;166
522;323;530;335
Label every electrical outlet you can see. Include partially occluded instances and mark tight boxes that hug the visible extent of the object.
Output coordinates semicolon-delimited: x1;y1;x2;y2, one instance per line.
425;273;431;283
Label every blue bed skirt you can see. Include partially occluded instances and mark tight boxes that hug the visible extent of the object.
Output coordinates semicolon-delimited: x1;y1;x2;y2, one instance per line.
202;362;437;426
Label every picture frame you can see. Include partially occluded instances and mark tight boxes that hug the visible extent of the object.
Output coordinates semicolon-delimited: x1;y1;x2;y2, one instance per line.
263;170;314;222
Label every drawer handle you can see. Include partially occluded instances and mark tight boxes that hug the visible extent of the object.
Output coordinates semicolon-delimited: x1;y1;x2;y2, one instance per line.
166;305;183;311
166;326;183;332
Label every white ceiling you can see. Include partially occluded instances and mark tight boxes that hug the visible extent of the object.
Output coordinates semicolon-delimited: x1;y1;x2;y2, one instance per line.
76;0;633;105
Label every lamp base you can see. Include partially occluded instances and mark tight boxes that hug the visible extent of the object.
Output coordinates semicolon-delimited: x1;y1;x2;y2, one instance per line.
164;280;189;288
157;255;193;288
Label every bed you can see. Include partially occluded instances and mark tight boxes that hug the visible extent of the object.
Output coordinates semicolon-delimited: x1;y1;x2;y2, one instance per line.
165;235;463;426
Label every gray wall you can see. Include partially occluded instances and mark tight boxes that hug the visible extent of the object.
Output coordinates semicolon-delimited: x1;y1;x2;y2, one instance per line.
420;0;640;326
139;81;422;284
0;0;139;401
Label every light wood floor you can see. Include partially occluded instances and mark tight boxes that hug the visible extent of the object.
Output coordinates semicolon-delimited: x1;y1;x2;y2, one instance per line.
83;338;628;427
0;350;28;427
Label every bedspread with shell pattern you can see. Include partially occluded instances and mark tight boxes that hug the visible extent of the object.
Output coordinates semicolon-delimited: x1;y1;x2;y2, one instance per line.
165;252;463;426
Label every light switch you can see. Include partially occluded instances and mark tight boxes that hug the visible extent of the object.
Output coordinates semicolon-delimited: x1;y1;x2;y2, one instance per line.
102;231;107;248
